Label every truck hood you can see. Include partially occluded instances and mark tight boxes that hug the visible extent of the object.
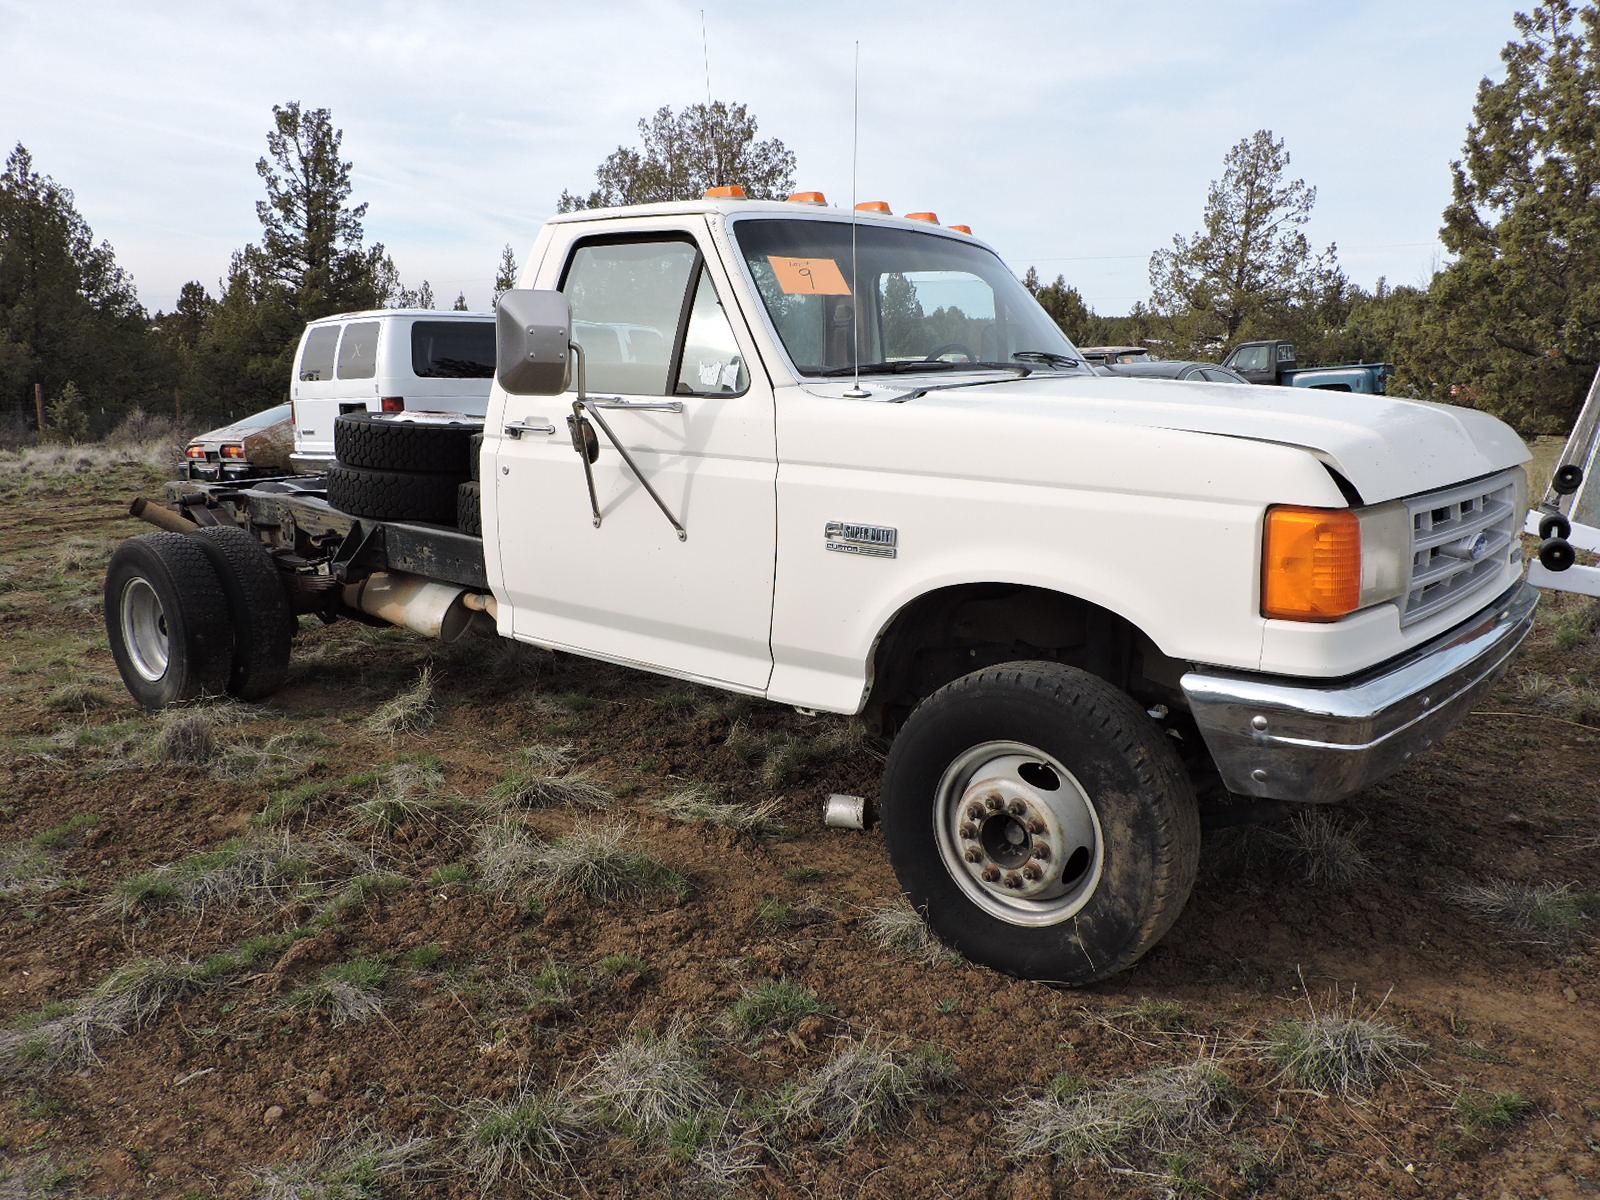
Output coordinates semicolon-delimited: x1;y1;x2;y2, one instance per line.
845;373;1530;503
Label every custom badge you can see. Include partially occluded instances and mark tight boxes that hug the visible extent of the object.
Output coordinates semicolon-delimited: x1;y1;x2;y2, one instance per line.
825;522;897;559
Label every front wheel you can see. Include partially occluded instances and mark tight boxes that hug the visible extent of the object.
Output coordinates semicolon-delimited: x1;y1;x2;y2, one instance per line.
880;662;1199;984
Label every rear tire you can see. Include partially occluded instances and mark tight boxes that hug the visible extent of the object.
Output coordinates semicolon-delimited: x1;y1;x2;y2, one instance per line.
456;481;482;536
879;661;1199;984
326;464;460;524
194;526;292;701
333;412;477;475
104;533;234;709
469;432;484;482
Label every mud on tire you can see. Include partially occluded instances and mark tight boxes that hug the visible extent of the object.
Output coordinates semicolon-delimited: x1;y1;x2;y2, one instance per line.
193;526;293;701
456;481;482;536
879;661;1200;985
333;411;478;475
326;464;460;525
104;532;234;709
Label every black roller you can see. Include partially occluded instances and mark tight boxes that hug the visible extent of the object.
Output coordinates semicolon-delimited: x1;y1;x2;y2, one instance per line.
1553;463;1584;495
1539;512;1572;541
1538;537;1576;572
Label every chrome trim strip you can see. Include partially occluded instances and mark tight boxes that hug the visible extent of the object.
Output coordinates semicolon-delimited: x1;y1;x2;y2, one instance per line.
1181;581;1537;802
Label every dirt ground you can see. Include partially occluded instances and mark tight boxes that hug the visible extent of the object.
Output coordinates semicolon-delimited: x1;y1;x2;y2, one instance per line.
0;460;1596;1199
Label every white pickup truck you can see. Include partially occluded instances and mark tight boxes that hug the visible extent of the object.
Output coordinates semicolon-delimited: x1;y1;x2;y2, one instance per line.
107;192;1537;984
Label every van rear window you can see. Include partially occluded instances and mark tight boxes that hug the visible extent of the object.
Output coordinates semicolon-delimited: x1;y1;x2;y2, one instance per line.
412;321;495;378
298;326;340;381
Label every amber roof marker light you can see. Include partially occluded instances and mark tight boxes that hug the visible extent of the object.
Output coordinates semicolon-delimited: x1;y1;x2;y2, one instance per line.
787;190;827;205
855;200;892;214
948;224;973;234
906;211;939;223
704;184;746;199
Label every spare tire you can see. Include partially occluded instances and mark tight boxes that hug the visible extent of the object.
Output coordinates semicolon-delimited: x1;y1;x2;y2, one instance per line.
334;412;478;475
457;481;482;536
469;432;484;482
327;464;460;525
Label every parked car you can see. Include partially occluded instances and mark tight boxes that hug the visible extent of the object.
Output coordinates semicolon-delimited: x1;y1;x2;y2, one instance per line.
182;403;293;480
289;309;495;472
1106;361;1249;385
1079;345;1152;366
1222;339;1394;394
112;191;1536;986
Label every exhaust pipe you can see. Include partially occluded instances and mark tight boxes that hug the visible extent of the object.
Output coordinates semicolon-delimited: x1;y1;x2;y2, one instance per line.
342;571;483;643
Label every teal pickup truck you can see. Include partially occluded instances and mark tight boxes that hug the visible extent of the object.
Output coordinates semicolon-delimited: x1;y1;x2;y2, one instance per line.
1222;340;1394;394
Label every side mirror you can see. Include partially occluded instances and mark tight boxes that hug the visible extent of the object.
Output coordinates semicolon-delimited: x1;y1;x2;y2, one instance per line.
496;289;571;395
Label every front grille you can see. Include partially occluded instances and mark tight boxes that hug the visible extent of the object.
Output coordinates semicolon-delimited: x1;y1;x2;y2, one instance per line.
1401;470;1520;626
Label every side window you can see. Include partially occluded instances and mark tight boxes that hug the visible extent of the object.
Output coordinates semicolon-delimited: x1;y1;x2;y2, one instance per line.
1200;368;1236;384
1231;345;1269;374
675;267;748;395
298;326;340;381
562;239;699;395
336;321;379;380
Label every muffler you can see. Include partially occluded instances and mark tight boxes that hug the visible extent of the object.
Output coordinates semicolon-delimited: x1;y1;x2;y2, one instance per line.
341;571;482;643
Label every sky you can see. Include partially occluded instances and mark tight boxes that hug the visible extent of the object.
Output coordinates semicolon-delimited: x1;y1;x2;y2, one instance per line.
3;0;1523;316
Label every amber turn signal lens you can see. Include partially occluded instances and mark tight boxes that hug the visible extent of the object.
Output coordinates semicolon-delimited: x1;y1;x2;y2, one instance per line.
704;184;746;199
1261;506;1361;621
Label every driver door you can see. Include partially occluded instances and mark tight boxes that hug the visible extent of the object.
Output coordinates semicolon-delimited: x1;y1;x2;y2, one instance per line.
490;219;777;691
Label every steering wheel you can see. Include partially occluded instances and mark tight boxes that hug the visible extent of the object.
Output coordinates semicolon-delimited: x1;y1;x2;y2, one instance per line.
923;342;977;363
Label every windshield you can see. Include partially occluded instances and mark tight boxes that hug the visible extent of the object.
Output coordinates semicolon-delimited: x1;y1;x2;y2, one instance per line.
233;404;291;429
732;218;1083;377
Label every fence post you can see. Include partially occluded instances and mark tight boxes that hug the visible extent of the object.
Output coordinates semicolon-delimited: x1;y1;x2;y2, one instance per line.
34;382;44;434
175;388;182;430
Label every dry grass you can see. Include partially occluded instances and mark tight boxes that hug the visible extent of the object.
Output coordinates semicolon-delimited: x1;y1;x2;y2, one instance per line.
249;1126;438;1199
460;1078;584;1193
148;703;249;765
113;835;312;914
771;1037;955;1146
1268;808;1374;887
285;958;389;1026
1262;988;1424;1097
862;898;958;965
362;665;437;737
1001;1059;1238;1166
1452;1087;1533;1138
1446;880;1596;944
651;784;787;838
0;434;180;477
723;719;867;787
477;820;684;903
348;760;449;832
489;752;613;810
0;844;64;897
727;979;829;1040
1515;670;1600;722
576;1023;714;1140
43;679;116;714
0;957;200;1079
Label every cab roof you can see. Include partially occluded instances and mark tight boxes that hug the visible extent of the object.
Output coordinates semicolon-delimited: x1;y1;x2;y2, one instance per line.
547;197;986;243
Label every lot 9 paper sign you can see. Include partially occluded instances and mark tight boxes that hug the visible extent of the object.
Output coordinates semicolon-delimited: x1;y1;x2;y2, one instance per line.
767;255;851;295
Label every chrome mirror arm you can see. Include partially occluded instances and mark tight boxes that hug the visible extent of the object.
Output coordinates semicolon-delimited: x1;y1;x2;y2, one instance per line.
565;342;687;542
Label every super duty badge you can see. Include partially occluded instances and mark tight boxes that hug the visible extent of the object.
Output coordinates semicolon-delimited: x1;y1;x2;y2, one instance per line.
825;521;897;559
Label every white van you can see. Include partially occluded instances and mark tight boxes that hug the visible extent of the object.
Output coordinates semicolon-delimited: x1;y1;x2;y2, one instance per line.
288;309;495;472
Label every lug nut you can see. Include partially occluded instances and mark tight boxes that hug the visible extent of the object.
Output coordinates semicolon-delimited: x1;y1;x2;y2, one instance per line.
981;866;1001;883
1031;841;1051;862
1022;864;1042;882
966;804;986;823
1003;873;1022;889
959;822;978;840
1007;799;1026;816
1027;818;1047;835
985;795;1002;812
964;847;982;864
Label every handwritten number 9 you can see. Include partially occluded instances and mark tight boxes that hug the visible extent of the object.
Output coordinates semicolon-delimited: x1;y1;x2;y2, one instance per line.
797;265;814;291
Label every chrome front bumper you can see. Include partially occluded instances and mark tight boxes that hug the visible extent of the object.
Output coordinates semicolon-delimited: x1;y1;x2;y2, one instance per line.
1180;581;1538;803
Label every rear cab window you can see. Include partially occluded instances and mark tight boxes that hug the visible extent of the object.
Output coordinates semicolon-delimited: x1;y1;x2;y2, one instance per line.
411;320;494;379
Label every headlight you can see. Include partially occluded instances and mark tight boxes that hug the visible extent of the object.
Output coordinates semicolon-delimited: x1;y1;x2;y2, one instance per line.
1262;501;1410;622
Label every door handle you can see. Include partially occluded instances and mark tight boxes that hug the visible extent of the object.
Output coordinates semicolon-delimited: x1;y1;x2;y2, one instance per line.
585;398;685;414
503;420;556;438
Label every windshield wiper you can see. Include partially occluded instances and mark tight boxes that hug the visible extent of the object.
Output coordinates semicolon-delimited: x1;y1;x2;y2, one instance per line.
1012;350;1083;369
818;360;1031;378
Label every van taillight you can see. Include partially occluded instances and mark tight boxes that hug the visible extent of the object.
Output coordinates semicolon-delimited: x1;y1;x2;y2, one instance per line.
381;396;405;413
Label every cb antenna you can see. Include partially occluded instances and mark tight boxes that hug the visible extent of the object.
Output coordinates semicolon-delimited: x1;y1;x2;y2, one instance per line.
842;40;869;399
700;10;712;107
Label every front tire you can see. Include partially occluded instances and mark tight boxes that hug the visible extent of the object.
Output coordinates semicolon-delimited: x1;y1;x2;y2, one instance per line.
104;533;234;709
880;662;1199;984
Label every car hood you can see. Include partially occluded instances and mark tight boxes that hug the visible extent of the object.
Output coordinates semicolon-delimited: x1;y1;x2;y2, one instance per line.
847;373;1529;503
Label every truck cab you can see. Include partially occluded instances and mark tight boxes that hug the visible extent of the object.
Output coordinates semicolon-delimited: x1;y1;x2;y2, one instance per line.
1223;339;1395;394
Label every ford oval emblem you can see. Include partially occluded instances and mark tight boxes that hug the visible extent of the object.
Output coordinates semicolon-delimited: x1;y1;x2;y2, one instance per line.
1467;531;1490;560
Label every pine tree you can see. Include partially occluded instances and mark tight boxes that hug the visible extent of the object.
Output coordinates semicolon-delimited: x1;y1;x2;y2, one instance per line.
452;291;468;311
492;244;518;304
559;102;795;210
1397;1;1600;432
1023;267;1100;345
1148;130;1343;359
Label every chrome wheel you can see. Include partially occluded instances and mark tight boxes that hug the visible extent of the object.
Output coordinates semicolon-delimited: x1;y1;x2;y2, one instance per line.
119;577;169;683
935;740;1103;927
